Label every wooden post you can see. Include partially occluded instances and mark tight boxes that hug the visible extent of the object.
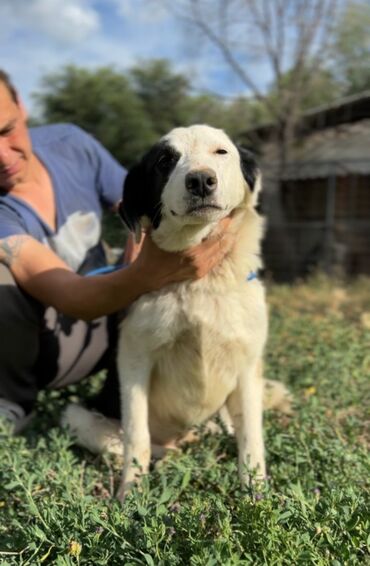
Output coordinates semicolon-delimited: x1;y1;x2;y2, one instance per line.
324;174;337;275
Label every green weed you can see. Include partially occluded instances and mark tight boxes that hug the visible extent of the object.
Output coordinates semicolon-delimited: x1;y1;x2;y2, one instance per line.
0;277;369;565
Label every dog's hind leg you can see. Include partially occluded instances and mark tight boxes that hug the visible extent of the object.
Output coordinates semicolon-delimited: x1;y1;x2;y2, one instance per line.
61;404;123;455
263;379;293;414
62;404;175;463
62;404;234;477
177;409;235;445
175;383;291;452
219;405;235;434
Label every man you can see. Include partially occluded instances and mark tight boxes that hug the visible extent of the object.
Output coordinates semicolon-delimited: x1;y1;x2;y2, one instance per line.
0;70;233;431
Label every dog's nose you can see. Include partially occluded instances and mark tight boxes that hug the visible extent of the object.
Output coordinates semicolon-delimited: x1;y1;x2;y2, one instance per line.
185;169;217;198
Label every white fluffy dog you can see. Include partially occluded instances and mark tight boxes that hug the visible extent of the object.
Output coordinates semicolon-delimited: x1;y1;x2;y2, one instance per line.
63;125;290;500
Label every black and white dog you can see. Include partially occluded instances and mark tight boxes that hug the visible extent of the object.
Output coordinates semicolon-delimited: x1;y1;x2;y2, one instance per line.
64;125;290;499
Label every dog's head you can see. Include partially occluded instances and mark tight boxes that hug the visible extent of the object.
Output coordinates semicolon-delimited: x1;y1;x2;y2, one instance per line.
119;125;260;245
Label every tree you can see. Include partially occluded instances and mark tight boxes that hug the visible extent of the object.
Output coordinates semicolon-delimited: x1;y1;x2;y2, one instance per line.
184;94;268;140
223;97;270;140
267;68;339;115
158;0;339;177
34;65;156;166
129;59;266;140
129;59;193;137
332;0;370;95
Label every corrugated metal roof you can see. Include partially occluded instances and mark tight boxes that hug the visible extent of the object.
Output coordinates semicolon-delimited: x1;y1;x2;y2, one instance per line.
301;89;370;118
241;90;370;141
261;119;370;179
280;159;370;180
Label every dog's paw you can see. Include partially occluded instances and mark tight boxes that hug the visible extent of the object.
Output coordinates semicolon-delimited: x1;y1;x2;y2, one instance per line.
61;404;123;456
239;463;267;489
263;379;293;415
116;468;145;502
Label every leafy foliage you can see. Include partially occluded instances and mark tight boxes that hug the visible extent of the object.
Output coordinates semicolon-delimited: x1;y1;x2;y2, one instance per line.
267;68;340;116
33;60;271;163
0;277;369;564
332;0;370;95
33;66;156;167
129;59;191;137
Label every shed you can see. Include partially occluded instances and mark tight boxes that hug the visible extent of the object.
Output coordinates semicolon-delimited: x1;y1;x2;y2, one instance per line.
242;92;370;280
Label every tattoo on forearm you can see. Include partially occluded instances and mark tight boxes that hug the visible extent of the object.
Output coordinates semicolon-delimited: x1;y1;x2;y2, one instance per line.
0;236;25;268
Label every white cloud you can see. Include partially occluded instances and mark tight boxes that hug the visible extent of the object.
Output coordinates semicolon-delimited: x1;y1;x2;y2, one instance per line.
108;0;169;23
0;0;100;43
0;0;272;116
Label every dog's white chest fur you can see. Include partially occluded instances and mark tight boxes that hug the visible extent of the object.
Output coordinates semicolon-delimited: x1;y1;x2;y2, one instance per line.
119;274;267;443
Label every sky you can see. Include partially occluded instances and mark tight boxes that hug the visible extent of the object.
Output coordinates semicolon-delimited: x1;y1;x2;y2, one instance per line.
0;0;273;116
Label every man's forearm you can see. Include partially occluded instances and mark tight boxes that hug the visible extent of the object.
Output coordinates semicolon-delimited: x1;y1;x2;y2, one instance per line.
0;235;152;321
2;220;235;322
25;264;150;321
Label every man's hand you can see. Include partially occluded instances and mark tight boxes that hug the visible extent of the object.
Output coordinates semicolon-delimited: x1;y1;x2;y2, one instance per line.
130;216;234;293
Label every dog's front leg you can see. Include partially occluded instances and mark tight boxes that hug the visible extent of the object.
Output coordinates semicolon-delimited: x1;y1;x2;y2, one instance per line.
227;359;266;485
116;346;152;502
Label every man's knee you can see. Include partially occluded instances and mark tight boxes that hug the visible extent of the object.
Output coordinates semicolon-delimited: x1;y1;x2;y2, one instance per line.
0;264;42;410
0;264;42;327
0;264;42;359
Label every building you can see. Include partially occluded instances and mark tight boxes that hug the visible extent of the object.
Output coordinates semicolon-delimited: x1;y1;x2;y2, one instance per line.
242;91;370;280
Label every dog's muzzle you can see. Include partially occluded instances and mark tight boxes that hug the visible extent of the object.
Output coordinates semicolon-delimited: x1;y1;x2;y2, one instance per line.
185;168;217;199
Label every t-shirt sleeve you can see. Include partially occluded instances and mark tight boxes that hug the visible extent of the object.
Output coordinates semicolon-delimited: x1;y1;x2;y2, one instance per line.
0;206;28;239
76;127;127;208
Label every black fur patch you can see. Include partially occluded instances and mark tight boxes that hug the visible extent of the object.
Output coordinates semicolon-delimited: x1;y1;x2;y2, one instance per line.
119;141;180;232
237;146;259;191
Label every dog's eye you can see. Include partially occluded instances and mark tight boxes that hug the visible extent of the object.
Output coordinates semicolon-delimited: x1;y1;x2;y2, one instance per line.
157;153;176;171
215;149;228;155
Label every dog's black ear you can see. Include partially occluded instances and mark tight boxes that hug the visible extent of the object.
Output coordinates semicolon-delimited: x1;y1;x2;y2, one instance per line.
119;162;148;236
237;146;259;191
119;140;179;235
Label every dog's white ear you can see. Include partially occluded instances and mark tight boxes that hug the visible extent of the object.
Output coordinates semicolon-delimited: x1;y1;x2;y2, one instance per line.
237;146;261;206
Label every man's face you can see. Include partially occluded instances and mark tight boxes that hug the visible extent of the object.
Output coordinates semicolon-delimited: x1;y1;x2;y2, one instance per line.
0;83;32;191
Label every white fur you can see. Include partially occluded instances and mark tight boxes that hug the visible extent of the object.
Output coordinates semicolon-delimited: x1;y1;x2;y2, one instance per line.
116;125;267;499
62;125;291;500
62;404;123;456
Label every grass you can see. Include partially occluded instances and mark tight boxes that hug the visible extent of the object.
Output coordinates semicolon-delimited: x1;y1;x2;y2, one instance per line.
0;275;369;565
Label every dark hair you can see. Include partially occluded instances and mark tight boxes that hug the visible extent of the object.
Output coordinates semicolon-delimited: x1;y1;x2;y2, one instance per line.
0;70;18;103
